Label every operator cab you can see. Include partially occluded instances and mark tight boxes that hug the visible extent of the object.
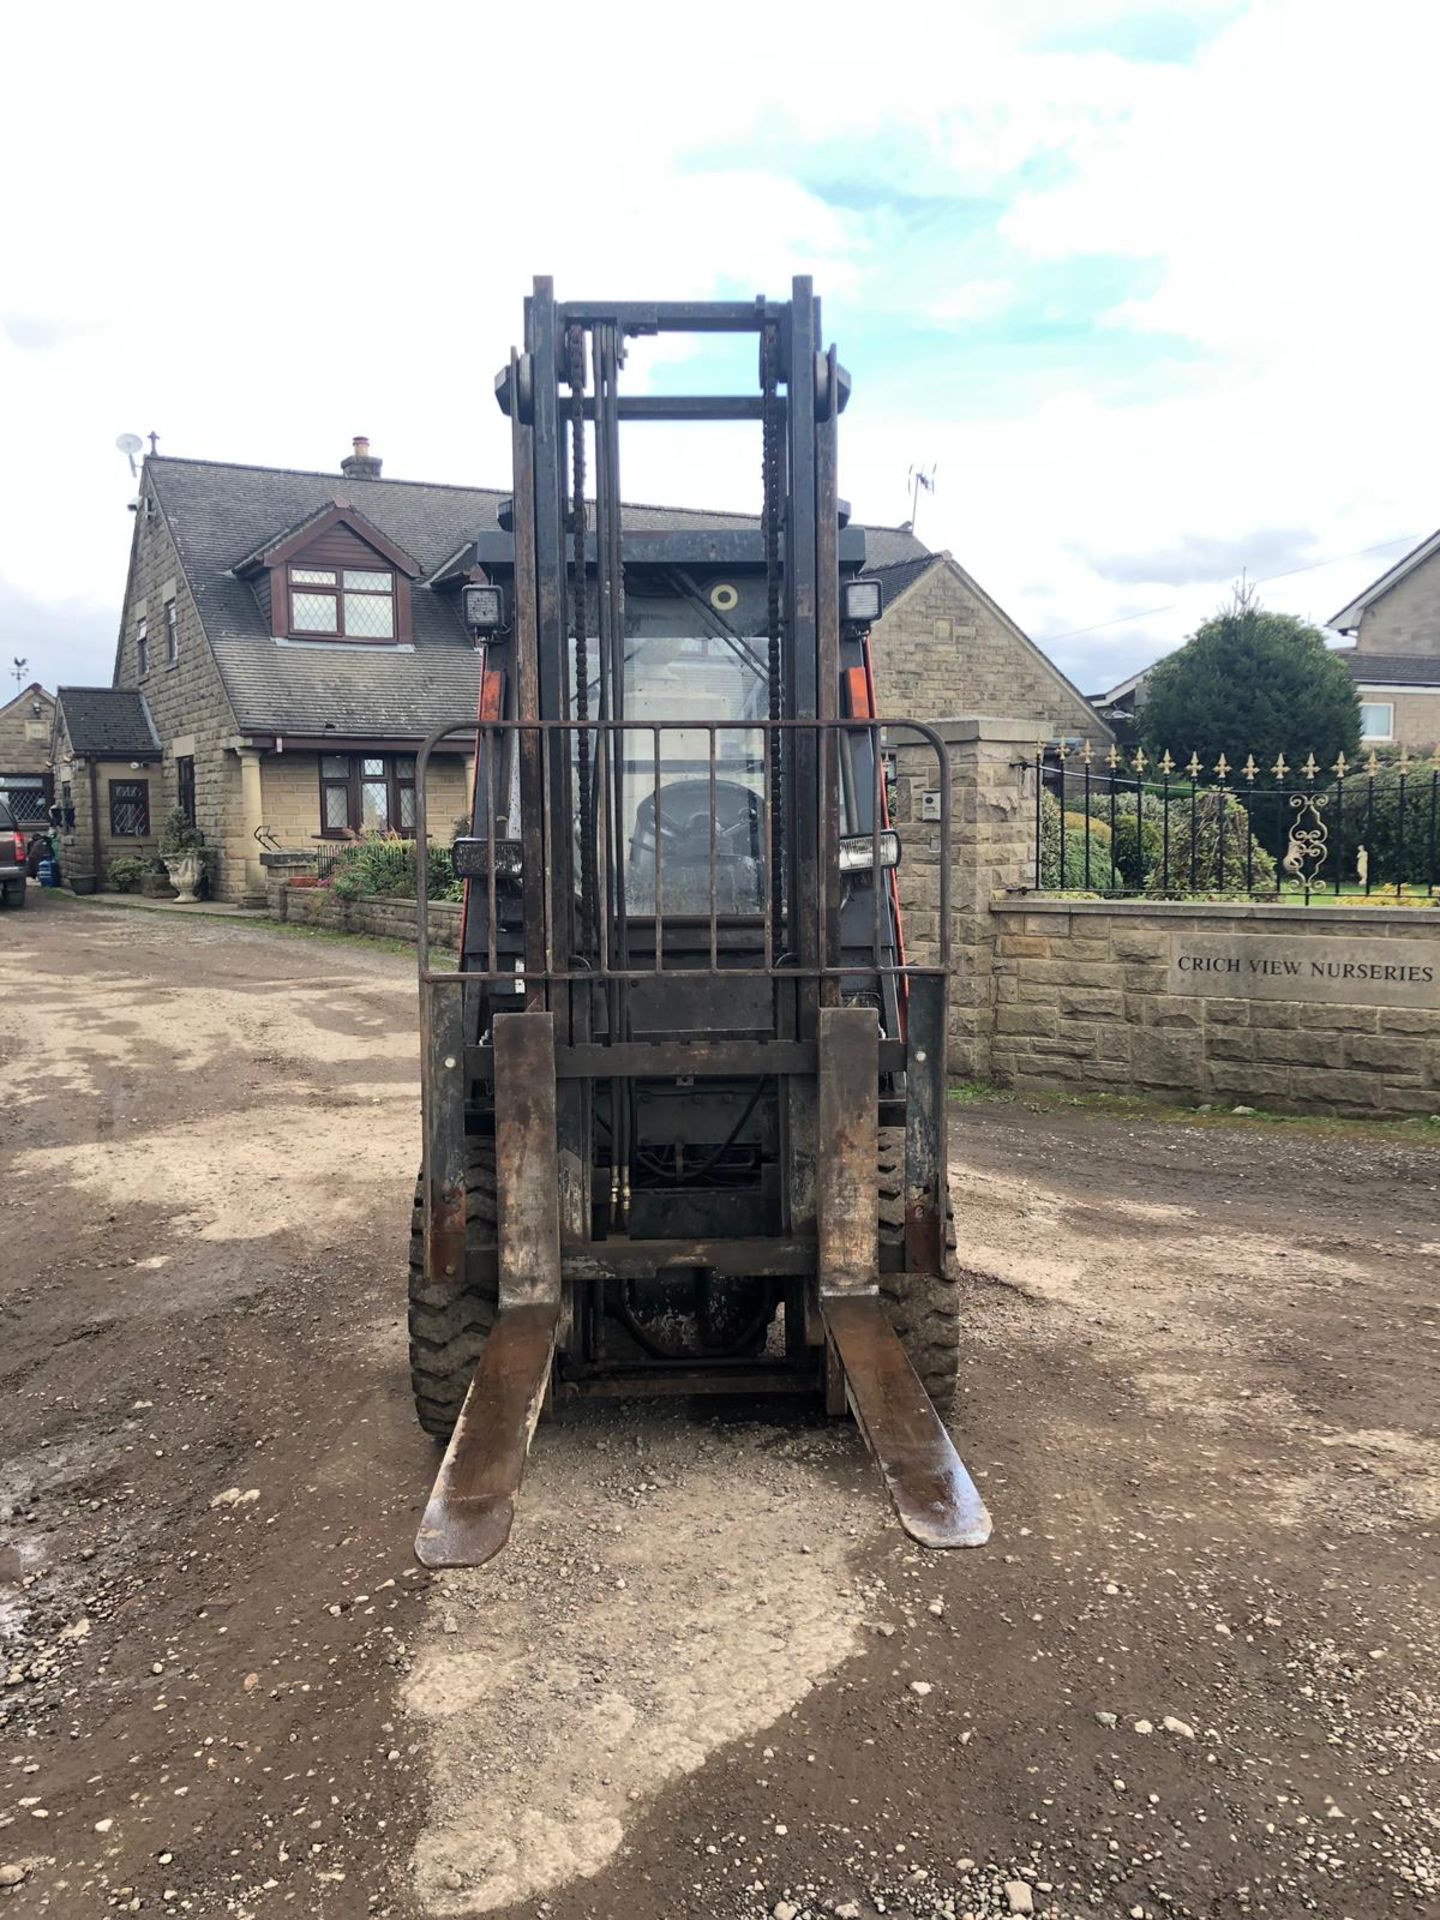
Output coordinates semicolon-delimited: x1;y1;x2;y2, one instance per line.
451;529;897;1002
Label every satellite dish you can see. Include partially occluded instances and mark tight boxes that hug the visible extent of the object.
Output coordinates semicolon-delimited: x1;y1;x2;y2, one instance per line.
116;431;143;478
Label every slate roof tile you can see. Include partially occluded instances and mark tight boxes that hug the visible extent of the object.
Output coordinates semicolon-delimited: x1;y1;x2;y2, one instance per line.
57;687;161;757
145;456;931;739
1334;648;1440;687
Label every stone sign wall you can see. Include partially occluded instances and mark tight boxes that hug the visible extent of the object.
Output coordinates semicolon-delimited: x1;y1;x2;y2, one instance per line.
1169;933;1440;1008
988;900;1440;1116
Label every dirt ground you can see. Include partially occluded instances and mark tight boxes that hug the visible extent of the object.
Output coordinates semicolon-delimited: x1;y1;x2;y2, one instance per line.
1;892;1437;1920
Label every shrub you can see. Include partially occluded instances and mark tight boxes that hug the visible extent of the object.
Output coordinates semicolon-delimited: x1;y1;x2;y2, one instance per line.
157;807;204;856
1063;810;1112;843
1038;793;1124;892
1319;765;1439;891
324;835;464;904
1073;789;1164;888
1143;791;1277;895
105;854;151;893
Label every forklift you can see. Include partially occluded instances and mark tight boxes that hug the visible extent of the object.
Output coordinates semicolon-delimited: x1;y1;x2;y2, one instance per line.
409;278;990;1567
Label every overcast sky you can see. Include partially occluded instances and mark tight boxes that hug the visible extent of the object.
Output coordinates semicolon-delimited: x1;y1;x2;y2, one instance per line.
4;0;1437;702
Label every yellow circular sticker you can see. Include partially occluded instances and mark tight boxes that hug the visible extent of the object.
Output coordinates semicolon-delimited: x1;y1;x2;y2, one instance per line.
710;582;739;612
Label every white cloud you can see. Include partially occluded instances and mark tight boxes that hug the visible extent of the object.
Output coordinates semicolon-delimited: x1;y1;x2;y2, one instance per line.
1;0;1435;703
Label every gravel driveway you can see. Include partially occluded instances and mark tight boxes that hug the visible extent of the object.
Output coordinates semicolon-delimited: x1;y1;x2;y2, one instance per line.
1;894;1436;1920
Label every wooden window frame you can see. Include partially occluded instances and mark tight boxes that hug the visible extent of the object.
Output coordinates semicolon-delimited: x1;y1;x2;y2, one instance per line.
109;778;150;838
177;755;196;828
165;599;180;669
286;565;399;642
136;618;149;678
316;753;417;837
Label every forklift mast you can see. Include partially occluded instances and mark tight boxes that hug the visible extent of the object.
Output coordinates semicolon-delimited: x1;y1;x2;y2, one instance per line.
409;279;990;1567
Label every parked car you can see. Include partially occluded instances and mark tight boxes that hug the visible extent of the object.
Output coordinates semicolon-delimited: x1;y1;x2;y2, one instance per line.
0;798;27;907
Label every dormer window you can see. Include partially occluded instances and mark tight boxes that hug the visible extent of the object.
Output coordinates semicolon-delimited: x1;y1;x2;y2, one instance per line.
237;499;420;643
289;566;396;639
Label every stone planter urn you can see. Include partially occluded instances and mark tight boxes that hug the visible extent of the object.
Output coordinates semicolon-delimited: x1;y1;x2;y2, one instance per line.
161;852;204;903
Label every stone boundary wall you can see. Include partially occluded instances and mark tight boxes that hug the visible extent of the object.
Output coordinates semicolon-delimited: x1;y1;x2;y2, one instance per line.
264;874;462;951
989;899;1440;1116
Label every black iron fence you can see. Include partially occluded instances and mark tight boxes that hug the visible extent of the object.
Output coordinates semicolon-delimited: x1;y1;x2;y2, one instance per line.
1031;744;1440;903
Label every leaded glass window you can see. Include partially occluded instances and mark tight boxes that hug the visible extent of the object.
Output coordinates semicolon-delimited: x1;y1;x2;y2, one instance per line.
317;753;422;837
288;563;395;639
292;590;339;633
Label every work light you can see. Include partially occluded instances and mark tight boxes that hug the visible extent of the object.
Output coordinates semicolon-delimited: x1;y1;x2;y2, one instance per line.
463;583;505;633
843;578;883;625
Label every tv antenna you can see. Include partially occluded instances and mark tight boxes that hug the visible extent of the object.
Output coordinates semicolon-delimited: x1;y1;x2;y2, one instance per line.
115;432;144;478
906;463;937;536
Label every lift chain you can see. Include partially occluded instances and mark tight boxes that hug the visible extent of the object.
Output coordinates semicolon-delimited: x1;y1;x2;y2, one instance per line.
568;324;597;950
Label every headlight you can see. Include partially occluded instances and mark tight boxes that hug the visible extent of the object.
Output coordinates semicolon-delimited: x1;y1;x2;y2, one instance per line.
838;830;900;872
451;836;522;879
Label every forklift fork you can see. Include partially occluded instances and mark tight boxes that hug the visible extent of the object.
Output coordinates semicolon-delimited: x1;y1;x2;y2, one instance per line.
816;1006;991;1550
415;1013;562;1569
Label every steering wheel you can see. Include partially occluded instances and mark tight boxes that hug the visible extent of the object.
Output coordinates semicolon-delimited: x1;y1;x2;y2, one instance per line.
649;781;757;855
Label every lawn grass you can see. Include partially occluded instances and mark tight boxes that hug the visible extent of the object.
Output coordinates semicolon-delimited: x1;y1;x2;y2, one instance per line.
246;916;458;967
950;1079;1440;1143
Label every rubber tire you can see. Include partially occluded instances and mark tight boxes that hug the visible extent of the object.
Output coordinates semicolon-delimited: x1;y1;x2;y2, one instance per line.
876;1125;961;1408
408;1139;499;1439
2;882;25;909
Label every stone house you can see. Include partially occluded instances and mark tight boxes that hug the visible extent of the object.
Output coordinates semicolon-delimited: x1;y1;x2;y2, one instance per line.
64;438;1106;901
0;682;56;827
59;441;499;901
51;687;164;879
1330;529;1440;750
867;551;1110;750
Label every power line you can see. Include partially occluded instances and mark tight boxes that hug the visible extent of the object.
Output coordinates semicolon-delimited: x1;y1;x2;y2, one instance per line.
1042;533;1423;645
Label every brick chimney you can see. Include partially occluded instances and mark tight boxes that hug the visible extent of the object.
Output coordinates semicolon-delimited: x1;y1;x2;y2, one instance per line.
340;435;383;481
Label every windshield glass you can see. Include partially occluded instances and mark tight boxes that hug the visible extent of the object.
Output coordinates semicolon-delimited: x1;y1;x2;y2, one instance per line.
574;631;769;915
